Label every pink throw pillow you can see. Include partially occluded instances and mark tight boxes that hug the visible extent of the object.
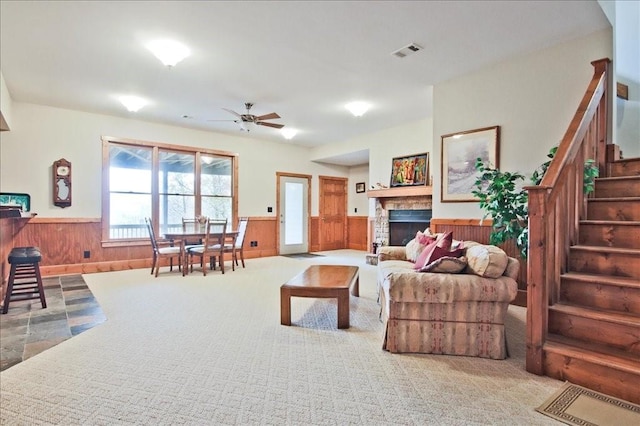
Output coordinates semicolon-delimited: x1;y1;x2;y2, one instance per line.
413;232;453;271
413;232;461;270
437;231;453;251
415;231;435;245
413;240;438;270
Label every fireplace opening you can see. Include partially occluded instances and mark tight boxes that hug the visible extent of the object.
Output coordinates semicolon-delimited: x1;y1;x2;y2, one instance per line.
388;209;432;246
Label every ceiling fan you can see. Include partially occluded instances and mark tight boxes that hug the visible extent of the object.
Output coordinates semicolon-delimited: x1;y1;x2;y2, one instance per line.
210;102;284;132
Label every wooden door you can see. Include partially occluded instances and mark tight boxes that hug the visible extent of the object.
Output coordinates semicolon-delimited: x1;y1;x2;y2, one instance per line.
319;176;347;251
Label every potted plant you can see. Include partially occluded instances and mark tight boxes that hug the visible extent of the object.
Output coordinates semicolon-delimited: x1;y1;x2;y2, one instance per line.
473;147;598;259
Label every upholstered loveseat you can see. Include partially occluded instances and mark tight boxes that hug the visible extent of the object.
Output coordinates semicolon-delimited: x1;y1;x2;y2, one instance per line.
377;236;519;360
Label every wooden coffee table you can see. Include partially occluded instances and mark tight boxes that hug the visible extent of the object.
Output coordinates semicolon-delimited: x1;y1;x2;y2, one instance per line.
280;265;359;329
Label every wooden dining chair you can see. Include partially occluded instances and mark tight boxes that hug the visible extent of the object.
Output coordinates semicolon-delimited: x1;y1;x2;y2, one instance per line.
187;218;228;275
224;217;249;268
145;217;184;277
182;217;206;263
182;217;206;238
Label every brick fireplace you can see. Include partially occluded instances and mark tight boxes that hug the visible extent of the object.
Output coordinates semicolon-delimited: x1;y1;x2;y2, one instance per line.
388;209;432;245
373;195;433;248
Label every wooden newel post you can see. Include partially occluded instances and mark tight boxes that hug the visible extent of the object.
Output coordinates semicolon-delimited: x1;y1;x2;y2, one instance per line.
590;58;611;177
525;186;549;375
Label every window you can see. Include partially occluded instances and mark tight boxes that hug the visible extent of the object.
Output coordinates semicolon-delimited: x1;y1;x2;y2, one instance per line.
102;137;237;242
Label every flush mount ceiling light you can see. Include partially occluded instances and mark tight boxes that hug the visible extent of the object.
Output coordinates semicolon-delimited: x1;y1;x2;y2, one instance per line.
119;95;148;112
146;39;191;67
281;128;298;140
345;101;371;117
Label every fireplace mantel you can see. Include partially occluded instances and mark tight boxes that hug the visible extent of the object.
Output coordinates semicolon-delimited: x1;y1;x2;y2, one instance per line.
367;185;432;199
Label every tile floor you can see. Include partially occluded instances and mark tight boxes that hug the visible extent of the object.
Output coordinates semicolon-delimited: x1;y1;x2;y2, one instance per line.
0;275;106;371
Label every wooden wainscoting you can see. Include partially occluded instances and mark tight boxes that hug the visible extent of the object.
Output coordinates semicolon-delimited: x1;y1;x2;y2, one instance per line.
310;216;320;252
1;217;34;303
6;214;363;278
243;216;278;259
10;216;279;277
13;218;149;276
431;218;527;307
347;216;368;251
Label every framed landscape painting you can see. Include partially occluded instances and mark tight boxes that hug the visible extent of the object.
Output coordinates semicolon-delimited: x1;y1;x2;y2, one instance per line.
390;153;429;187
440;125;500;202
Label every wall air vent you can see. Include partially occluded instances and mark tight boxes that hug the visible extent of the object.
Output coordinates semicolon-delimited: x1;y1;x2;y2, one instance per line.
391;43;423;58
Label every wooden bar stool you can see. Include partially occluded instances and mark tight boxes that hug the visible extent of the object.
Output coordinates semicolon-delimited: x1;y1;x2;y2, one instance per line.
2;247;46;314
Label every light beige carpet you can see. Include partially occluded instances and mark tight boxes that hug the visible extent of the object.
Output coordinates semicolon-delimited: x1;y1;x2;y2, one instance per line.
1;250;565;425
537;382;640;426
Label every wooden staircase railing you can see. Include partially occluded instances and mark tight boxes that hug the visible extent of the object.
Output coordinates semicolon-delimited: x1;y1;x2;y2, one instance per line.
525;58;611;374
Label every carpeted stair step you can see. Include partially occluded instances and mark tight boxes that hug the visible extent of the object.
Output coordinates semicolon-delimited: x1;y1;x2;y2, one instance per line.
578;220;640;248
587;197;640;221
569;245;640;280
594;175;640;198
543;334;640;405
608;157;640;177
560;272;640;314
548;303;640;355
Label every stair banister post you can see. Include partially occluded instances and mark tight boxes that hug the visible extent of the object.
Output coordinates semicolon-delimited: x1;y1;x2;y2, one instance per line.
525;185;550;375
590;58;611;177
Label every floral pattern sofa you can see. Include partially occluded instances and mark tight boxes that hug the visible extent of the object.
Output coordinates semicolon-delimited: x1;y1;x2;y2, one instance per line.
377;240;519;359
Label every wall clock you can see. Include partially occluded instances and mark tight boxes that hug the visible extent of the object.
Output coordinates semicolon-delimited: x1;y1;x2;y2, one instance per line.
53;158;72;207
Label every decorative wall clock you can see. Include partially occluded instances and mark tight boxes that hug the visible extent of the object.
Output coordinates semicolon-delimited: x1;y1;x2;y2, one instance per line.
53;158;72;207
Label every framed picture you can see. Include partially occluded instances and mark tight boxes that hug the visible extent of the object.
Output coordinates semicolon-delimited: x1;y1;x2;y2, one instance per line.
355;182;366;193
389;153;429;187
441;125;500;202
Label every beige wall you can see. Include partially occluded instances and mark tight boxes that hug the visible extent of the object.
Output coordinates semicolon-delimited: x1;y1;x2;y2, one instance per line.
347;164;369;216
0;29;618;224
0;102;349;217
311;117;434;218
0;72;13;130
432;29;613;219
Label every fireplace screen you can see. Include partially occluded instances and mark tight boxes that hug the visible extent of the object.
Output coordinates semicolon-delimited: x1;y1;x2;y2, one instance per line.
388;209;432;245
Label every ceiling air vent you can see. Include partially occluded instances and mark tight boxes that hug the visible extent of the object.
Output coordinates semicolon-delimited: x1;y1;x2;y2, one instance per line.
392;43;423;58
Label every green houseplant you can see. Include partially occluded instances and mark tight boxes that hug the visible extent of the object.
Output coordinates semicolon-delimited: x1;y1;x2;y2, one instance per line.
472;159;529;259
473;147;599;259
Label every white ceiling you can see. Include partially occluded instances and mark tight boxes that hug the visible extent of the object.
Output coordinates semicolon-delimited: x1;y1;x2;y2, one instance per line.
1;1;609;165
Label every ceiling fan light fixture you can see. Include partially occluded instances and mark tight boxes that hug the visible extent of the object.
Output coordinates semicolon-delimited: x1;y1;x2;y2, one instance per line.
281;128;298;140
146;39;191;67
118;95;148;112
345;101;371;117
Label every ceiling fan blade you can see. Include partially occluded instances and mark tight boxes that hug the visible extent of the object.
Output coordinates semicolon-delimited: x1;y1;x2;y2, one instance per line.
256;121;284;129
222;108;243;119
255;112;280;121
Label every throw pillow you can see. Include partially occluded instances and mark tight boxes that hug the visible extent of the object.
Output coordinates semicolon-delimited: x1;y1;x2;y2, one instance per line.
465;244;509;278
437;231;453;251
413;232;456;270
416;231;434;245
405;231;436;262
420;256;468;273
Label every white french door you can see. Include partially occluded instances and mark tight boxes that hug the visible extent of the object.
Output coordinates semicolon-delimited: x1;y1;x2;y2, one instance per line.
278;175;309;255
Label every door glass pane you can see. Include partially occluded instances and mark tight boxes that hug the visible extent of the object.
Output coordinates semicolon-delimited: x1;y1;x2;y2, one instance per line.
285;182;303;244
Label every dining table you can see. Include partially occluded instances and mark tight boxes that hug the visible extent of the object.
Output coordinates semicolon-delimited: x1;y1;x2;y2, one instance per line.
163;224;238;275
